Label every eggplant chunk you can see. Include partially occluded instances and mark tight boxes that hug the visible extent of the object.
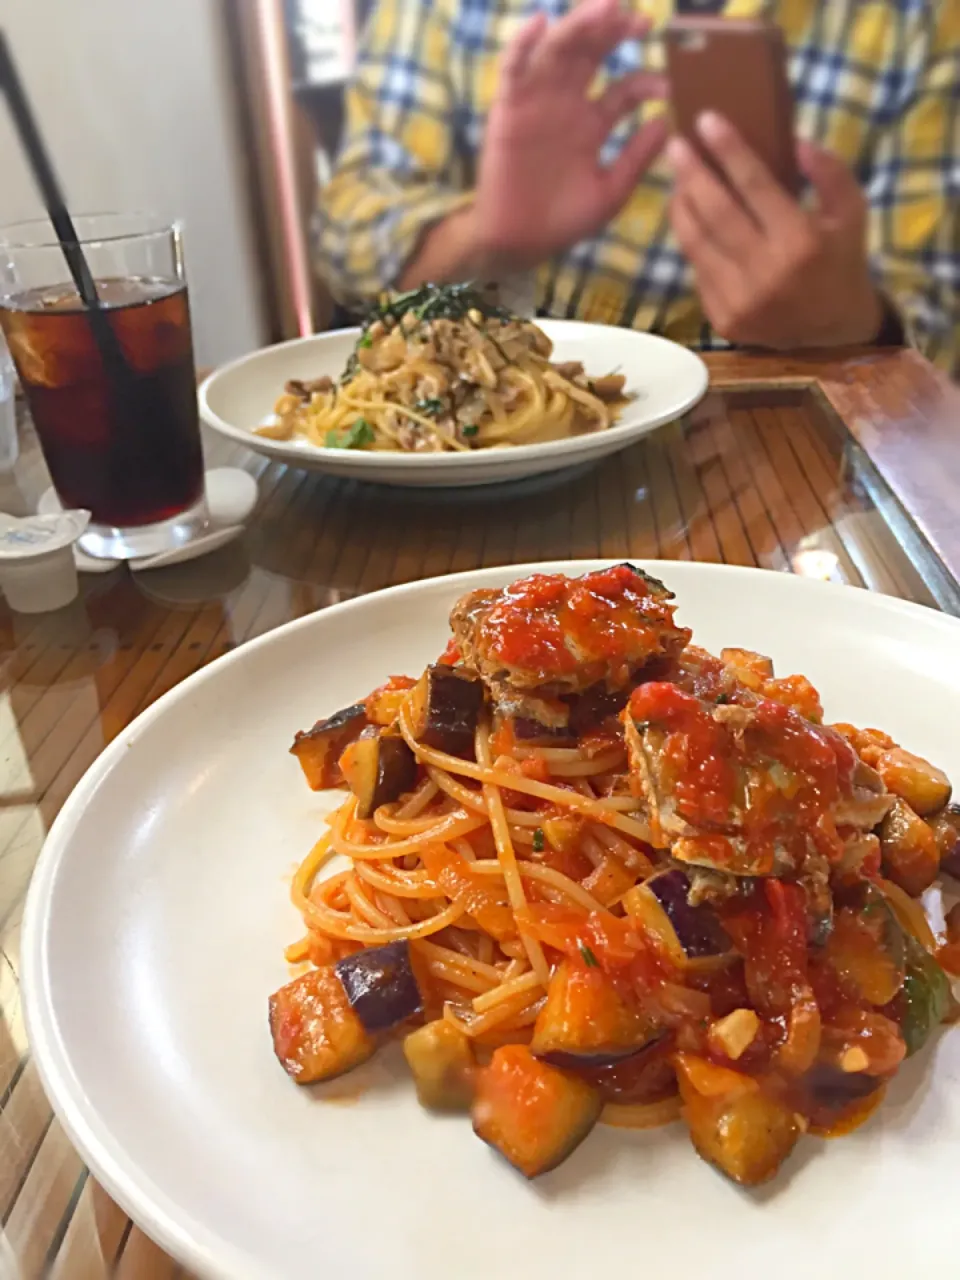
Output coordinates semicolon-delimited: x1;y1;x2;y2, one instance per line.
874;747;951;817
269;967;374;1083
879;797;940;897
335;940;423;1033
409;664;485;758
290;703;367;790
931;804;960;877
625;869;734;971
473;1045;602;1178
403;1019;475;1110
339;727;417;819
512;716;575;746
682;1087;800;1186
531;960;657;1068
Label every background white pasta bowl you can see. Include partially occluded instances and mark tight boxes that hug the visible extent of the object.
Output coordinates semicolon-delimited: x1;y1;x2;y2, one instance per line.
198;321;709;487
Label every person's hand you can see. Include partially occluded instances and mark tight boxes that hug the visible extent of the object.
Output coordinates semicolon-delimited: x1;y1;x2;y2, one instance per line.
471;0;667;272
667;113;883;349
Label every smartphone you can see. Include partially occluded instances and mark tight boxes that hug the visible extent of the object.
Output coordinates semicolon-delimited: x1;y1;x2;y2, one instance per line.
665;17;800;196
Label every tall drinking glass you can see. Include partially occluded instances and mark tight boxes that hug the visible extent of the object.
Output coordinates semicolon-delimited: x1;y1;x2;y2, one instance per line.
0;213;206;559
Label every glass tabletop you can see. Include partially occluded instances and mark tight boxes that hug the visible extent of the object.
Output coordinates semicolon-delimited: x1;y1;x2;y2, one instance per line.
1;347;958;1277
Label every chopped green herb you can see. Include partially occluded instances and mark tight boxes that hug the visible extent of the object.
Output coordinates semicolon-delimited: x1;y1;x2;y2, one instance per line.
461;423;479;438
532;827;545;852
342;283;518;386
716;692;732;705
325;418;376;450
580;944;599;968
414;397;444;417
360;282;512;335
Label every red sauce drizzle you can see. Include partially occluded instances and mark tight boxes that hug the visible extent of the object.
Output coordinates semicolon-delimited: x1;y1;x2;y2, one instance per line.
627;682;860;870
480;566;679;679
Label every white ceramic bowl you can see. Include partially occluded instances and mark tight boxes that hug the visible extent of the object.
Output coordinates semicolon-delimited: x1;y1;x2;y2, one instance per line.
22;561;960;1280
198;321;709;487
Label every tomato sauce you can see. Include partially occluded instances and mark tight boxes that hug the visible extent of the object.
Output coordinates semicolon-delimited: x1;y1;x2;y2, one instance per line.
437;637;461;665
630;682;736;827
478;566;687;680
627;682;861;871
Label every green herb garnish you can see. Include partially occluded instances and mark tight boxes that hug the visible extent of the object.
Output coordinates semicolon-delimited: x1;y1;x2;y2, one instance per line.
341;329;373;384
716;692;732;704
532;827;545;852
414;397;444;417
366;281;511;329
462;424;478;438
341;283;517;387
580;944;599;968
325;418;376;450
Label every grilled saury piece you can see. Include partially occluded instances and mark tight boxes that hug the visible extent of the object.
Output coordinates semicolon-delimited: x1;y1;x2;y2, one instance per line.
624;681;893;882
449;563;691;728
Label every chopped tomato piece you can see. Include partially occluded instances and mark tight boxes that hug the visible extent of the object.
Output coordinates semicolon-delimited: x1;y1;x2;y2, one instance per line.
421;844;516;940
516;904;653;978
437;638;461;666
488;719;516;759
519;755;551;783
583;854;637;907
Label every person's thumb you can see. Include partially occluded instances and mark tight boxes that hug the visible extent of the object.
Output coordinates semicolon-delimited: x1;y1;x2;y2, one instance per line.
797;140;865;228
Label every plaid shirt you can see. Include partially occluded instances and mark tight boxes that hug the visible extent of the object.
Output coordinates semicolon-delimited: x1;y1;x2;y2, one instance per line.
317;0;960;372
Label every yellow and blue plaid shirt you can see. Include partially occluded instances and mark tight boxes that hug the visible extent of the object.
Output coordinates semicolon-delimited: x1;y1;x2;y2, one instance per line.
317;0;960;372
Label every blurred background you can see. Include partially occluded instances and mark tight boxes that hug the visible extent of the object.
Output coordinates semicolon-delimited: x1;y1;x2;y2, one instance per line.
0;0;361;367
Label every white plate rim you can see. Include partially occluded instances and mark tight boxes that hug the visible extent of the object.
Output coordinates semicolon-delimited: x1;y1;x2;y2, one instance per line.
20;561;960;1279
197;323;709;471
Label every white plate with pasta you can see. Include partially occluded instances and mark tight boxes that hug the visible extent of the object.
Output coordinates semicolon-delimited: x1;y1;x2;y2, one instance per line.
199;295;708;488
20;559;960;1280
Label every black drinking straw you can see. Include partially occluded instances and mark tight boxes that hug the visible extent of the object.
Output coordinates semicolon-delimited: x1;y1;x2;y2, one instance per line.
0;30;130;379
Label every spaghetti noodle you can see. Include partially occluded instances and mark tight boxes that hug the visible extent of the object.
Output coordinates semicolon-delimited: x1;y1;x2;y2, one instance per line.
270;564;958;1185
258;283;628;453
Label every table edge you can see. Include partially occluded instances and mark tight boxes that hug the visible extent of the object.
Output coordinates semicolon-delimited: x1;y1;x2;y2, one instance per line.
705;347;960;600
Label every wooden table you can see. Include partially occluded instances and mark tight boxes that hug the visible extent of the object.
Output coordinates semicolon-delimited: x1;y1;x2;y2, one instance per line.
1;347;958;1277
